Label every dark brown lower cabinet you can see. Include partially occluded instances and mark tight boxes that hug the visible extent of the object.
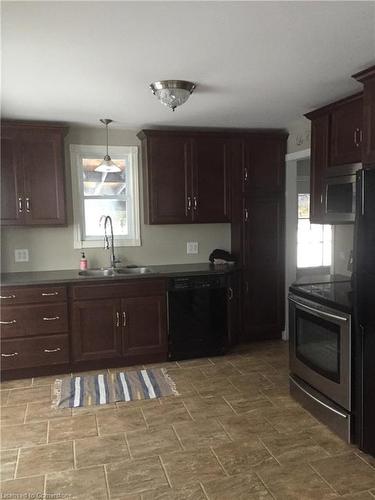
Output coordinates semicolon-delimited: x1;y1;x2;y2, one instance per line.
72;299;123;363
122;295;167;360
227;271;241;347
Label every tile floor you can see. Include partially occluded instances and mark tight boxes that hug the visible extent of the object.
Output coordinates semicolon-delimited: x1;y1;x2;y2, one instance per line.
1;340;375;499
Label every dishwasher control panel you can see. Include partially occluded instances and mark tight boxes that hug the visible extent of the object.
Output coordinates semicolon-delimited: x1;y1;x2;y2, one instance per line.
168;275;227;291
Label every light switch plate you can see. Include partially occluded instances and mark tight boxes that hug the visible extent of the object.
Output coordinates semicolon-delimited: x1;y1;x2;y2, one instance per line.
15;249;29;262
187;242;199;254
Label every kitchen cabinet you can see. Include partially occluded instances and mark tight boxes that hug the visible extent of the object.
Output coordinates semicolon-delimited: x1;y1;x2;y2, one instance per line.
330;94;363;167
227;271;241;347
71;279;167;366
1;121;67;226
353;65;375;166
138;130;233;224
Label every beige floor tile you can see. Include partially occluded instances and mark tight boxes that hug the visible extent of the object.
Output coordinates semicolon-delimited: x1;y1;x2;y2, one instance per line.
218;414;276;440
224;392;274;415
173;419;231;450
230;357;272;373
141;483;207;499
200;363;243;378
17;441;74;477
75;434;130;468
0;449;18;481
202;472;273;499
312;453;375;496
25;402;71;422
127;426;182;458
340;492;375;499
260;432;330;465
192;377;240;398
142;400;193;427
229;373;274;392
46;465;108;499
106;457;168;496
177;358;214;368
357;450;375;469
161;449;224;487
0;475;44;498
212;439;277;475
258;406;319;433
258;463;338;499
1;421;47;449
183;396;235;420
7;385;51;406
0;378;33;390
0;390;9;407
33;374;61;386
97;408;147;435
0;404;27;425
71;403;117;416
302;426;353;456
116;398;161;410
48;414;98;442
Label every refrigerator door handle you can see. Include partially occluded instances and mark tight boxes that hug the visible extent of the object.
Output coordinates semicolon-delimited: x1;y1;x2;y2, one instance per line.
361;169;365;216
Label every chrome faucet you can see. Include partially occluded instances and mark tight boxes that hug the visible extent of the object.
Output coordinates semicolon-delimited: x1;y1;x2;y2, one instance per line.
99;215;120;268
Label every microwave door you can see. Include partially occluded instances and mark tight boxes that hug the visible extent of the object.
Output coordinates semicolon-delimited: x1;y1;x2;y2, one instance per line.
324;176;356;223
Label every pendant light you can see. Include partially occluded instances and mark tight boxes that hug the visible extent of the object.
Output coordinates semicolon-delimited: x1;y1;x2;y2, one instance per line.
149;80;196;111
95;119;121;173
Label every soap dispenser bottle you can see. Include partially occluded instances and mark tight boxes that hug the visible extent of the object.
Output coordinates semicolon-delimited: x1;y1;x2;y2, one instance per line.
80;252;88;271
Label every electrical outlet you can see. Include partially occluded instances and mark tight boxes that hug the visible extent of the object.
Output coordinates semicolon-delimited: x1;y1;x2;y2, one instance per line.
15;249;29;262
187;242;199;254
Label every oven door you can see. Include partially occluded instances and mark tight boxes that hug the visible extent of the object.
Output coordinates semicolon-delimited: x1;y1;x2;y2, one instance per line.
289;294;351;410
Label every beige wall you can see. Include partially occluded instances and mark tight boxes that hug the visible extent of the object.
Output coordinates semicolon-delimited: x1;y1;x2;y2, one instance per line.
332;225;354;277
1;126;231;273
287;117;311;154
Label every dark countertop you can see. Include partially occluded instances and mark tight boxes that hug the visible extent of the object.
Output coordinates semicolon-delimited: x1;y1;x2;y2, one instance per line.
292;274;351;286
0;263;239;287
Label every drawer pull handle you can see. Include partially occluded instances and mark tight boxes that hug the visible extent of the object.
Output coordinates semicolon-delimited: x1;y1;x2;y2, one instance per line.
43;316;60;321
0;295;16;299
116;312;120;327
44;348;61;353
26;197;31;213
41;292;59;296
1;352;18;357
122;311;127;327
0;320;16;325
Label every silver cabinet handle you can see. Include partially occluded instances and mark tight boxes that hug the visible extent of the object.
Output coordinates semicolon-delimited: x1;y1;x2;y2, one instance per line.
1;352;18;357
193;196;198;211
26;197;31;212
116;312;120;327
43;316;60;321
244;167;248;182
44;348;61;353
41;292;58;296
354;128;361;148
228;287;234;301
0;295;16;300
0;320;16;325
18;197;23;213
244;208;249;222
122;311;127;327
187;196;192;211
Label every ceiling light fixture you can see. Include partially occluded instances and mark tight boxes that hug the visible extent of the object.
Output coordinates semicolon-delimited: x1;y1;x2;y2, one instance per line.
149;80;196;111
95;119;121;173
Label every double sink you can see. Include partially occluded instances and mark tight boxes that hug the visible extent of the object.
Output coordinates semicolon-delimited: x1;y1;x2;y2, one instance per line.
78;267;153;278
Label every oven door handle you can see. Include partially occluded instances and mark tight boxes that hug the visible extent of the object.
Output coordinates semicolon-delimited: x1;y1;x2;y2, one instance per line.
288;297;348;322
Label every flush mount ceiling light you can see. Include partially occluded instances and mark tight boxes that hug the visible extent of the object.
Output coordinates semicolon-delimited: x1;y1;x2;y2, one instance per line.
95;119;121;173
149;80;196;111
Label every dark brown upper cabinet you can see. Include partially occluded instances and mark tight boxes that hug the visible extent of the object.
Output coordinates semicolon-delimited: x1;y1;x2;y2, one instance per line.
353;65;375;167
330;94;363;168
138;130;232;224
1;121;67;226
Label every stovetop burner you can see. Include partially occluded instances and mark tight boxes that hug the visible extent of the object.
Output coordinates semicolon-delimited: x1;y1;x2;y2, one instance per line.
290;278;353;312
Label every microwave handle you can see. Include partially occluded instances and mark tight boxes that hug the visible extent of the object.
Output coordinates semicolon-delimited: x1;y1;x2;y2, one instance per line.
288;296;348;322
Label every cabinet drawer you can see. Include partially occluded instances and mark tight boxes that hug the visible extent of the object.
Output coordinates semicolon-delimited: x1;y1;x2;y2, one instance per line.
0;303;68;338
1;334;69;370
0;286;67;306
71;279;166;301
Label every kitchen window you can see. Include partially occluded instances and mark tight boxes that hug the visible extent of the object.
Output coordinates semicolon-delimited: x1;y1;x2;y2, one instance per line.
297;193;332;268
70;144;140;248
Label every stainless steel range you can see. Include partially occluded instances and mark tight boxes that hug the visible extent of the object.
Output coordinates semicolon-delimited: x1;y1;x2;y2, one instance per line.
288;278;353;442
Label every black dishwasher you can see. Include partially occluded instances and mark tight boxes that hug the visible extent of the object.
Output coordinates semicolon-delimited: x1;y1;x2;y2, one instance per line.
168;274;228;361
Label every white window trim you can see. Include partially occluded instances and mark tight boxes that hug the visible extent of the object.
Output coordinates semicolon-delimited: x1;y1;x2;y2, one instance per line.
70;144;141;249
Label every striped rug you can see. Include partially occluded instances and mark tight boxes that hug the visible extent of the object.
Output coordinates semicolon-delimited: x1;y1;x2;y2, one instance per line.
53;368;178;408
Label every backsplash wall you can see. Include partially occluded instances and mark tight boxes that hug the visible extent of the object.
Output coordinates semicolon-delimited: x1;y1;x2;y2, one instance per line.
0;126;231;273
332;224;354;277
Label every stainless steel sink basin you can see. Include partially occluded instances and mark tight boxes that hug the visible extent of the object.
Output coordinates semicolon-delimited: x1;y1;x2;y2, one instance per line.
115;267;153;275
78;268;115;277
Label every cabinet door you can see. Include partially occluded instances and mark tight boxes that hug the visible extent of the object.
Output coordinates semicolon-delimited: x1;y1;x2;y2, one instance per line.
20;127;66;225
192;136;231;222
330;95;363;167
362;77;375;166
310;114;329;223
242;195;284;340
227;272;241;346
72;299;122;363
0;127;25;225
144;133;193;224
122;294;167;359
244;135;286;194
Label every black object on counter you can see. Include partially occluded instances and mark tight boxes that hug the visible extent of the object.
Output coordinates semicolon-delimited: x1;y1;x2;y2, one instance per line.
208;249;235;263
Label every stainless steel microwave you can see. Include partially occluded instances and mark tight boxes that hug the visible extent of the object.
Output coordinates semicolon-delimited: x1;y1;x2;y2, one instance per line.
323;174;356;223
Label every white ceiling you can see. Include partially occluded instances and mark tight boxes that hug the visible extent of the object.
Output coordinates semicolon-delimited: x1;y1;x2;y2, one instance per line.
2;1;375;130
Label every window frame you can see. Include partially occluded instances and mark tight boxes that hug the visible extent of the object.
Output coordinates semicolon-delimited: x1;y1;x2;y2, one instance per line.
70;144;141;249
